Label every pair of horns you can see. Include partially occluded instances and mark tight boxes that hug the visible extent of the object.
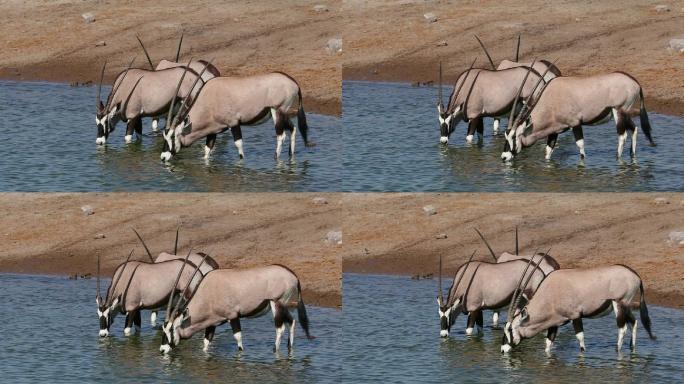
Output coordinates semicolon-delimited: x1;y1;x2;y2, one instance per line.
474;34;521;69
474;226;520;261
132;226;182;262
166;248;209;320
136;31;184;69
439;57;478;115
438;250;478;306
506;58;559;136
102;249;135;306
98;56;138;117
165;58;214;132
506;246;551;320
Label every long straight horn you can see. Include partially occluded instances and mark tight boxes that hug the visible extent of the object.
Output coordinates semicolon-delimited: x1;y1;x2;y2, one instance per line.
515;34;521;62
474;228;497;261
171;58;214;128
438;256;443;303
450;250;478;301
165;247;193;315
515;227;519;255
165;58;193;132
107;249;135;305
105;56;137;112
120;75;144;120
512;247;551;311
448;57;478;112
506;248;538;320
438;61;444;109
174;225;180;255
474;35;496;69
171;252;208;318
175;31;184;62
96;255;102;301
135;35;155;69
506;58;537;134
97;61;107;111
520;58;559;112
131;228;154;262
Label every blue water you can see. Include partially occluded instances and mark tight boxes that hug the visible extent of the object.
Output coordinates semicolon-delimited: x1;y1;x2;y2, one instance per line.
342;81;684;192
0;274;341;383
0;81;341;192
342;273;684;383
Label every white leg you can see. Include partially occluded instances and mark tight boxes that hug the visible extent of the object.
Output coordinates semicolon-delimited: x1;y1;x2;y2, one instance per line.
203;338;211;352
289;125;297;157
545;145;554;160
123;327;132;336
124;135;133;143
617;133;627;158
275;325;285;352
631;322;638;350
631;126;638;157
204;145;212;159
617;324;627;351
152;119;159;132
576;139;586;158
234;139;244;159
465;327;474;335
275;134;284;159
234;331;244;351
465;134;474;143
545;338;553;353
492;312;499;327
150;311;157;327
576;331;586;351
493;119;500;133
288;319;296;350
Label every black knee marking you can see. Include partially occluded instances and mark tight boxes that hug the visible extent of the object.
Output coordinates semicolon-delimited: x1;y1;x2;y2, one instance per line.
125;312;134;329
205;133;217;149
230;318;242;334
134;116;143;136
466;312;476;329
466;118;478;137
133;311;141;328
616;305;627;328
231;126;242;142
547;133;558;149
274;111;288;136
547;326;559;342
205;325;217;342
572;318;584;334
475;310;484;329
572;126;584;141
616;112;628;136
273;303;286;328
125;119;135;137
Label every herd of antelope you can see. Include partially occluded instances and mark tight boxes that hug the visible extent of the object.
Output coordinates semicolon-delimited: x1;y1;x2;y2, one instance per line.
95;228;313;354
437;228;656;354
94;32;313;162
437;35;656;161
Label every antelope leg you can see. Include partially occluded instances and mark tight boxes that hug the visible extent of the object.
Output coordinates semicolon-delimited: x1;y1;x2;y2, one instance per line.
572;126;586;159
545;133;558;160
230;319;243;351
231;126;244;160
545;326;558;353
204;134;217;159
203;325;216;352
572;318;585;352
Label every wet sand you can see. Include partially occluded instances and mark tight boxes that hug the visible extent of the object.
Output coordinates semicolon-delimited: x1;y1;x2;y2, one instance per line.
342;193;684;309
0;0;341;115
343;0;684;116
0;193;342;308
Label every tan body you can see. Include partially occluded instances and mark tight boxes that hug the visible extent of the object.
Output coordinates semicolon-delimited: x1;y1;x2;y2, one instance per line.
156;59;219;83
497;252;560;275
497;60;559;83
155;251;218;275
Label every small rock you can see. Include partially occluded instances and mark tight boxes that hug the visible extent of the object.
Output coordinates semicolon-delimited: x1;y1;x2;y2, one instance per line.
423;205;437;215
326;38;342;54
94;233;106;239
655;5;670;12
81;205;94;215
82;12;96;23
436;40;448;47
313;4;328;12
326;230;342;245
95;41;106;47
668;231;684;245
668;38;684;52
424;12;438;23
435;233;448;239
312;197;328;205
654;197;669;205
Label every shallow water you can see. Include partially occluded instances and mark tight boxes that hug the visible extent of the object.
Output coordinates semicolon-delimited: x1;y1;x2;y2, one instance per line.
342;274;684;383
0;274;340;383
342;81;684;192
0;81;341;192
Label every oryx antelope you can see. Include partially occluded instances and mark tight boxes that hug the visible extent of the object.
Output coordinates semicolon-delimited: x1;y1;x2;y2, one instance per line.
474;35;562;132
501;264;656;354
136;33;220;131
160;69;312;162
436;61;547;145
436;250;547;338
132;227;220;326
160;263;314;354
501;71;655;161
94;58;205;145
95;249;204;337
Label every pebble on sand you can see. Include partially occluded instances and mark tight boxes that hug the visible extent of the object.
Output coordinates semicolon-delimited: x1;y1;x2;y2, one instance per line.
668;231;684;245
436;40;448;47
95;41;106;47
94;233;106;239
313;4;328;12
669;38;684;52
326;38;342;54
423;205;437;215
655;5;670;12
435;233;448;239
654;197;669;205
81;205;94;215
326;230;342;245
82;12;96;23
312;197;328;205
424;13;438;23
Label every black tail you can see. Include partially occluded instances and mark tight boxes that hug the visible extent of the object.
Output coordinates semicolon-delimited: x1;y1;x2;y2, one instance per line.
297;89;313;147
296;280;314;339
639;282;656;340
638;88;655;146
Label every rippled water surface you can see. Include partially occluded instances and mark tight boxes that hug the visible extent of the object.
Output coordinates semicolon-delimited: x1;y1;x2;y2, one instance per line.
342;274;684;383
0;274;340;383
342;81;684;191
0;81;341;191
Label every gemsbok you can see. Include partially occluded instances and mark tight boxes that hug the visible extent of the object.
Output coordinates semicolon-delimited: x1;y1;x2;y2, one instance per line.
501;263;656;353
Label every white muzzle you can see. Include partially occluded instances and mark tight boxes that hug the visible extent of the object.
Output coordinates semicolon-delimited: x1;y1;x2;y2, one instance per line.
96;137;106;145
501;151;513;161
99;329;109;337
160;344;171;354
160;151;172;162
440;330;449;338
501;344;512;353
440;136;449;144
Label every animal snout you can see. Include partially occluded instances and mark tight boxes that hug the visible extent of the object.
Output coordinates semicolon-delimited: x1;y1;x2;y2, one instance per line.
501;343;512;353
440;136;449;144
160;344;172;354
160;151;173;162
501;151;513;162
440;330;449;338
99;329;109;337
95;137;106;145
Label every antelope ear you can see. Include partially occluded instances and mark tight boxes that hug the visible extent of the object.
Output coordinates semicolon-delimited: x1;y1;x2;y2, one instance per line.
96;296;102;306
437;104;444;114
181;117;191;135
520;307;529;321
436;297;442;306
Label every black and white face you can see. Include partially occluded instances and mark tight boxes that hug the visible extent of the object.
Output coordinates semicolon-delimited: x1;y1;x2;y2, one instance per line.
95;106;119;145
160;118;188;162
501;120;530;161
159;310;186;354
95;296;119;337
501;308;527;352
437;105;456;144
436;297;459;338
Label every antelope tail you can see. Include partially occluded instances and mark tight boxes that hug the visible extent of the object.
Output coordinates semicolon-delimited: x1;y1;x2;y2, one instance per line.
296;280;314;339
638;88;655;146
297;88;313;147
639;281;656;340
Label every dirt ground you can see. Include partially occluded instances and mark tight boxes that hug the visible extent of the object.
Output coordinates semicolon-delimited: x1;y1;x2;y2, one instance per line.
343;0;684;116
0;193;342;308
342;193;684;309
0;0;341;115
